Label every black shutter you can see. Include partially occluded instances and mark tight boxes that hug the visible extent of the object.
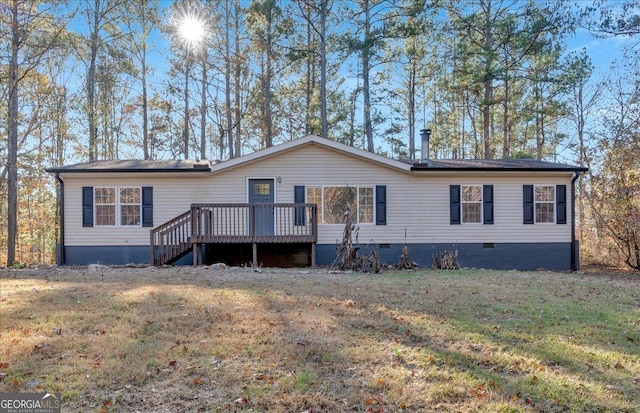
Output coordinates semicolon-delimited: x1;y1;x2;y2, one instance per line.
82;186;94;227
142;186;153;227
294;185;306;226
450;185;461;225
523;185;534;224
375;185;387;225
556;184;567;224
483;185;494;224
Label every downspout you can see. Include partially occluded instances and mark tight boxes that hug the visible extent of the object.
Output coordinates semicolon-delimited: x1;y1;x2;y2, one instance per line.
55;173;65;265
571;171;580;271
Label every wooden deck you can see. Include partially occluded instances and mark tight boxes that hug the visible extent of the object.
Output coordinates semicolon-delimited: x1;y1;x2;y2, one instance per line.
151;203;318;266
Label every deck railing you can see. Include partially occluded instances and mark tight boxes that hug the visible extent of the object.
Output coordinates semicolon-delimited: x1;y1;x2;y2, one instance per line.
151;203;317;266
190;203;318;244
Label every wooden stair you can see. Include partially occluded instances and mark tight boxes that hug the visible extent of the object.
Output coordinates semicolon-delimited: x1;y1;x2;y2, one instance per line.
150;203;318;266
150;210;192;266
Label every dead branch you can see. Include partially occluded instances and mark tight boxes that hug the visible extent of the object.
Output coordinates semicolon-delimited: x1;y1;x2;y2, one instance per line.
432;247;459;270
397;228;419;269
331;210;383;273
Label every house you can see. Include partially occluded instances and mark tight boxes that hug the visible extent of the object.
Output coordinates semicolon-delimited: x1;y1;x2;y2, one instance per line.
46;134;587;271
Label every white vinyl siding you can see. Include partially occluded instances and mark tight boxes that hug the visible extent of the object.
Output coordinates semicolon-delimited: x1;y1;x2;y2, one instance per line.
61;143;574;247
63;174;211;246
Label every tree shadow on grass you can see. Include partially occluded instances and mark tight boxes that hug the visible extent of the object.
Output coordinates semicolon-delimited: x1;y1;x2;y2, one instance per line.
1;267;638;411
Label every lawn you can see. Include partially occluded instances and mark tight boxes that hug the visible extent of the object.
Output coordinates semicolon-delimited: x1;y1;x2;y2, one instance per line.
1;266;638;412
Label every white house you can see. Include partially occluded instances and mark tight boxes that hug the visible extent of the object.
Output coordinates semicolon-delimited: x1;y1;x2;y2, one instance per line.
47;134;587;270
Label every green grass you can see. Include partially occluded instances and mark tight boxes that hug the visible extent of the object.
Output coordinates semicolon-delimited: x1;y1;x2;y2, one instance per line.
0;267;638;412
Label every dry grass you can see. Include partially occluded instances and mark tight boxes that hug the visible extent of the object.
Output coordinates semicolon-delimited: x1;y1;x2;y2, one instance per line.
0;266;638;412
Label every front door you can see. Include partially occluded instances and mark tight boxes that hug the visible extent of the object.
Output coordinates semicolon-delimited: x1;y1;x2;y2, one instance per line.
248;179;274;236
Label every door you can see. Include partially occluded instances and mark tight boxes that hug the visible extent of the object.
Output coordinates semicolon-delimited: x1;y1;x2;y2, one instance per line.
248;179;275;236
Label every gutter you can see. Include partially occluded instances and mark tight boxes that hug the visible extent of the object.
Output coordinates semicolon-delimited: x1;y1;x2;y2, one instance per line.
54;173;65;265
411;166;589;172
45;168;211;174
571;171;581;271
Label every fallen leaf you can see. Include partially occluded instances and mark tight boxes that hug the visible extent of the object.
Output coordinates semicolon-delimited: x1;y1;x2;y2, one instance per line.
193;377;201;385
103;399;113;407
234;397;248;405
34;343;52;352
524;397;533;404
168;360;177;367
614;361;624;370
0;362;8;369
470;384;487;398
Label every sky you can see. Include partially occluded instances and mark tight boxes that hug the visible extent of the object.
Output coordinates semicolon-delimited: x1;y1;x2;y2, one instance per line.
60;0;637;163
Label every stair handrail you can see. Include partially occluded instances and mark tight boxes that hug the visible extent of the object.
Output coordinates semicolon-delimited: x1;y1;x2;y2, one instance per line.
150;209;192;265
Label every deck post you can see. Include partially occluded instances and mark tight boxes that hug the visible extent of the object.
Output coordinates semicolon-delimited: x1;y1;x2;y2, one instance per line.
252;242;258;268
150;230;154;266
311;242;316;268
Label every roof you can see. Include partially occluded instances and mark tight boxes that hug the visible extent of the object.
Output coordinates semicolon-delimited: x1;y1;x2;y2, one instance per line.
410;158;588;172
208;134;412;173
46;136;587;174
46;159;212;173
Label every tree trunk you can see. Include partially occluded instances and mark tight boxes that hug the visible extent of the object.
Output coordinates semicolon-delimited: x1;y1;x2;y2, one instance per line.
408;57;416;159
264;22;273;148
200;51;207;160
87;0;100;161
502;72;510;158
142;39;149;159
482;0;494;160
363;0;374;152
233;0;242;158
320;0;328;139
225;0;234;159
7;0;20;266
183;54;190;159
304;4;313;135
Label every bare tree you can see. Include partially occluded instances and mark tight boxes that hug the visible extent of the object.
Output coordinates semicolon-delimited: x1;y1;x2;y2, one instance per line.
3;0;64;266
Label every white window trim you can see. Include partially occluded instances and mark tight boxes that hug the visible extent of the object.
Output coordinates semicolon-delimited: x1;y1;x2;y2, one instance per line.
94;186;142;227
534;184;556;224
461;184;483;224
306;185;375;225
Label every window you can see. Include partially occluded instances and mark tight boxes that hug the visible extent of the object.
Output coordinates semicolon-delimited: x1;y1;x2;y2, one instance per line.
306;186;375;224
304;187;322;224
95;187;141;226
95;188;116;226
359;187;374;223
461;185;482;223
253;183;271;195
535;185;555;223
119;187;141;225
451;185;493;225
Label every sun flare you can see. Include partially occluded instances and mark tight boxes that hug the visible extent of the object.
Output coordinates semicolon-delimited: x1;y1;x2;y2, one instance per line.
178;15;206;46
